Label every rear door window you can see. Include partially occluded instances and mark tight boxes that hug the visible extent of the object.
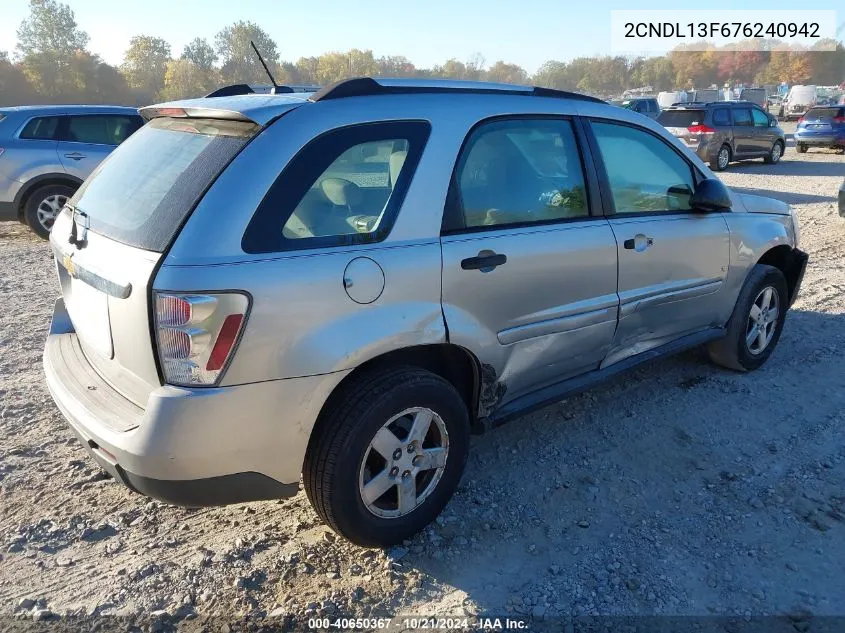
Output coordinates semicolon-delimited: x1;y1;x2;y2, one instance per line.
243;121;431;253
452;118;589;230
19;116;59;140
712;108;731;126
71;117;258;252
64;115;140;145
732;109;753;127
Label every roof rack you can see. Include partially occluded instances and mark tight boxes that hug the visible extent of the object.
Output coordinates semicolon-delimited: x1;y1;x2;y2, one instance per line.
206;83;320;98
308;77;604;104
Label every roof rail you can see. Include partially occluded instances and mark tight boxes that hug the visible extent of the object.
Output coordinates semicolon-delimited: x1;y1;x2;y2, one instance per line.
309;77;604;104
206;83;321;98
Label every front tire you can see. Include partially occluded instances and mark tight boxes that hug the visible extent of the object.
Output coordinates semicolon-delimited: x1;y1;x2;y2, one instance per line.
708;264;788;372
764;140;784;164
23;184;74;240
303;366;470;547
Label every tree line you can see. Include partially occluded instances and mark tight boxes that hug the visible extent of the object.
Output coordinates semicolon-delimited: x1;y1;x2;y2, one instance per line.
1;0;844;107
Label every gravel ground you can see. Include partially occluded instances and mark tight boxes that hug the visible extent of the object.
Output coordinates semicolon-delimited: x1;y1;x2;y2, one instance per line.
1;127;844;630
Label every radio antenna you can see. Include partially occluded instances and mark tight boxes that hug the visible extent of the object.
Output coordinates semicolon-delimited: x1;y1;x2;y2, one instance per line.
250;40;280;92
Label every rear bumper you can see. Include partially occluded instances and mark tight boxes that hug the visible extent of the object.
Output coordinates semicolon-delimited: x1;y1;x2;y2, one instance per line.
43;299;350;506
793;132;844;147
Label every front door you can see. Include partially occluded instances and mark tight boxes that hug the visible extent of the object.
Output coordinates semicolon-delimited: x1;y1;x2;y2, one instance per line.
440;117;619;410
587;119;730;366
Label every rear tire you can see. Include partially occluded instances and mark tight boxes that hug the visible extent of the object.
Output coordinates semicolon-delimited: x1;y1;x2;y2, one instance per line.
23;184;74;240
796;143;808;154
764;140;784;164
707;264;788;372
710;144;731;171
303;366;470;547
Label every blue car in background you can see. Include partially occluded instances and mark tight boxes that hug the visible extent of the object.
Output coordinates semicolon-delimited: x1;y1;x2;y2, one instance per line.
794;105;845;154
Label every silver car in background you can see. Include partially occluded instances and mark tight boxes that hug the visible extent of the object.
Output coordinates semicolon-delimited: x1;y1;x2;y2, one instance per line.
0;105;143;238
43;79;807;546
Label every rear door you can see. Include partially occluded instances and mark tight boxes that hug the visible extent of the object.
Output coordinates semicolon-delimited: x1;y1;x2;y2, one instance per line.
57;114;140;179
440;117;619;406
50;116;259;406
586;119;730;366
731;107;755;155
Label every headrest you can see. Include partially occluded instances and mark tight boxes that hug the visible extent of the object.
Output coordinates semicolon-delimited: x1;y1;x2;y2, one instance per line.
389;150;408;188
320;178;362;207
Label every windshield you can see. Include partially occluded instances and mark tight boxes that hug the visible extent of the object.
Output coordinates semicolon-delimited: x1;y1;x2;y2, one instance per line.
657;110;706;127
72;117;258;252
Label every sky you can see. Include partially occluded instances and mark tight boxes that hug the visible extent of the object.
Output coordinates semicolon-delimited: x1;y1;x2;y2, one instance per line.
0;0;842;74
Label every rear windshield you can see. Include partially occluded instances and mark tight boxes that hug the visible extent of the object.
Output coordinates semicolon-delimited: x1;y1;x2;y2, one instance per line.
72;117;258;252
657;110;706;127
804;107;842;120
695;90;719;102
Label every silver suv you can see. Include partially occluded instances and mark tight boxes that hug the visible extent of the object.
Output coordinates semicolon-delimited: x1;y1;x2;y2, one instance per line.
43;79;808;546
0;105;143;238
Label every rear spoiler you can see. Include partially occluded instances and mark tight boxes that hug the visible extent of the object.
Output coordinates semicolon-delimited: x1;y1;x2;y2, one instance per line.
138;105;256;124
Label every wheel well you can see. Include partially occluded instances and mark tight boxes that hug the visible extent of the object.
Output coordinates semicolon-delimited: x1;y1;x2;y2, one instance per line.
17;177;80;218
757;245;799;302
320;344;482;429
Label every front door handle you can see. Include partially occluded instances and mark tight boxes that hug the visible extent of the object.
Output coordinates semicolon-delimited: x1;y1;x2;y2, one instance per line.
623;234;654;251
64;152;86;161
461;250;507;272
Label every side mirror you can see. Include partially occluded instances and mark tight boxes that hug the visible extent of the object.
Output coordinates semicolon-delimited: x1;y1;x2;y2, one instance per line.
690;178;732;212
769;117;778;127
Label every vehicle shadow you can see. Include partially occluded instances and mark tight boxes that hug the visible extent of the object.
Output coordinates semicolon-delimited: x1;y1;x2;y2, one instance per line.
402;308;845;618
728;160;845;178
731;186;836;206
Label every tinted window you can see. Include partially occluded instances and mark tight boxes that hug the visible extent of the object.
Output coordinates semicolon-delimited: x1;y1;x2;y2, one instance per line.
751;109;769;127
72;117;257;252
243;121;431;253
712;108;731;126
592;121;694;215
20;116;59;140
648;100;659;113
732;109;753;127
455;119;588;229
65;115;139;145
281;138;410;240
657;110;706;127
804;107;843;120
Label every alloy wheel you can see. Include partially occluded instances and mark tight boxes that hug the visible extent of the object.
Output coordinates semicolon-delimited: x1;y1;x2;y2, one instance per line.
36;194;68;232
746;286;780;355
718;147;729;169
771;143;782;162
358;407;449;519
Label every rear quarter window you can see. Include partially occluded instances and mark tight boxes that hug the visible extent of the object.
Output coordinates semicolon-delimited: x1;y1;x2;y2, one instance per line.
242;121;431;254
19;116;59;140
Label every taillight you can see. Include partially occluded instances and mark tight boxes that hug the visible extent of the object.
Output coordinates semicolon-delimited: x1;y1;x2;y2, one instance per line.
834;117;845;124
687;124;716;135
797;116;804;123
154;292;249;386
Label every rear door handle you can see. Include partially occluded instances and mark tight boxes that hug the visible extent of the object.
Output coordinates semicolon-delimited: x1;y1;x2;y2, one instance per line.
461;251;507;272
64;152;86;160
623;235;654;251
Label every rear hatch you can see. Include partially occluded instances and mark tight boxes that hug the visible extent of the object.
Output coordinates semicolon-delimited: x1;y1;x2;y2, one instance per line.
658;109;709;146
50;114;262;410
797;107;844;136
